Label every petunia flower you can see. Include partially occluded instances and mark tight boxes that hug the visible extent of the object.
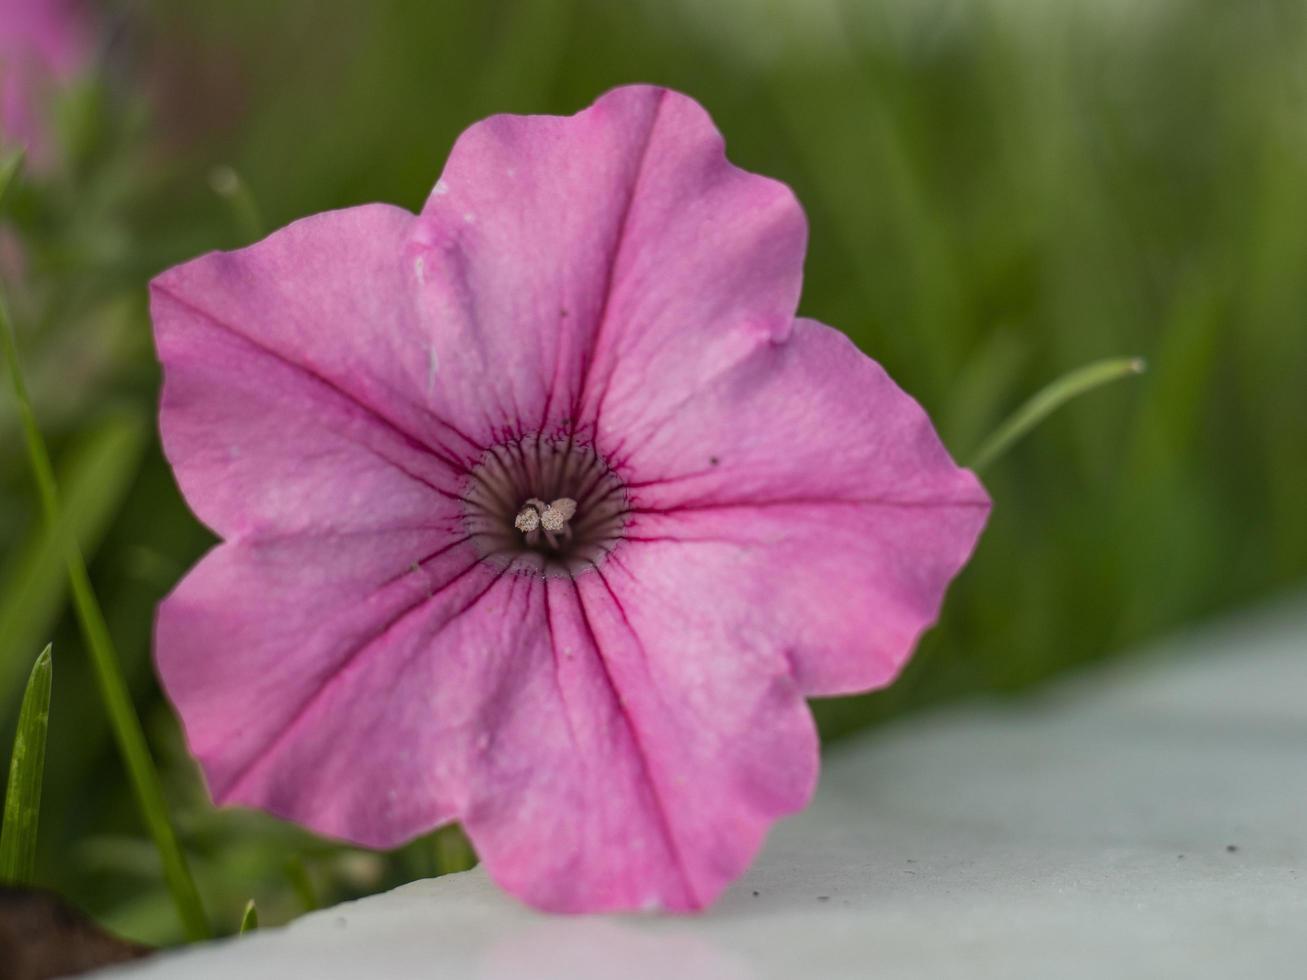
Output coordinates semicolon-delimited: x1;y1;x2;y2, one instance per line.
0;0;90;167
151;85;989;913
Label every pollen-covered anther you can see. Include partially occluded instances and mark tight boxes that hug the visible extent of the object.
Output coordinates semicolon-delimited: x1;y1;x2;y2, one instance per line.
540;498;577;532
514;502;543;533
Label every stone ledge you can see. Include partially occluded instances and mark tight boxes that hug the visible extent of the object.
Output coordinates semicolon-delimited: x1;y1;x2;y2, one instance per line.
108;595;1307;980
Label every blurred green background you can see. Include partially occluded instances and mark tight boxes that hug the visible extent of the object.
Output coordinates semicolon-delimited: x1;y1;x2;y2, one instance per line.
2;0;1305;946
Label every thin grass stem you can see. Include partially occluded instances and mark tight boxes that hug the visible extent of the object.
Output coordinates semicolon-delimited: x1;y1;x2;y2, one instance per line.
0;153;210;940
969;357;1147;474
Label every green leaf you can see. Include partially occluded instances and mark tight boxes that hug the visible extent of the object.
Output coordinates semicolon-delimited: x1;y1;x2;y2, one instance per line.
1;644;53;884
433;824;477;876
0;286;211;939
239;899;259;934
284;855;319;912
969;357;1147;474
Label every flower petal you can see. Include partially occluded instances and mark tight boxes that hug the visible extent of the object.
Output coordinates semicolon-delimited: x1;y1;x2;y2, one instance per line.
162;533;815;913
156;530;515;847
458;575;817;912
616;318;990;696
408;84;806;442
151;203;479;540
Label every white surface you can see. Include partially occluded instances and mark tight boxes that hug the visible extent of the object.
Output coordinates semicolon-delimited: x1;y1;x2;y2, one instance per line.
111;597;1307;979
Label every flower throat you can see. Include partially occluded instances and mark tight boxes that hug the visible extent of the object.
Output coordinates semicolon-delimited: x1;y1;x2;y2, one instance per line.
461;434;628;578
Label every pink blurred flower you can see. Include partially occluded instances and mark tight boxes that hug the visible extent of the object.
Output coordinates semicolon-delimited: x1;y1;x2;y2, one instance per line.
151;86;989;913
0;0;89;165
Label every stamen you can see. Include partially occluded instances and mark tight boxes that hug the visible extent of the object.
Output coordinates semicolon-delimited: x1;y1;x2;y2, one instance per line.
514;504;542;533
540;498;577;532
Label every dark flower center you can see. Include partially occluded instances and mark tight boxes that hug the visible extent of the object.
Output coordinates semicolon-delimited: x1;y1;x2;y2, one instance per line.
461;434;629;578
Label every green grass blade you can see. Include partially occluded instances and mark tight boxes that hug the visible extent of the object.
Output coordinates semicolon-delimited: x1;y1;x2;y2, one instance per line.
0;414;146;713
0;149;23;208
0;293;211;939
0;644;53;884
239;899;259;934
969;357;1147;474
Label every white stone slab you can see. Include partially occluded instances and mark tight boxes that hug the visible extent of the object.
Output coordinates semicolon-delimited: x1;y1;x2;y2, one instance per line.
109;596;1307;980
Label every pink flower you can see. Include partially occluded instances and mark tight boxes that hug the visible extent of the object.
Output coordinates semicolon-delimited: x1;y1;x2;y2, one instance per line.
151;85;989;913
0;0;89;167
